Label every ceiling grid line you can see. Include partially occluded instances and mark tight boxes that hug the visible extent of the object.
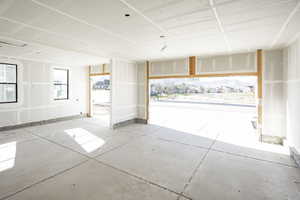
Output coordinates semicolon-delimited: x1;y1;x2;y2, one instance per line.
31;0;137;45
271;0;300;47
157;0;237;23
0;0;299;62
0;17;90;47
118;0;167;34
208;0;232;52
0;33;107;61
0;17;109;57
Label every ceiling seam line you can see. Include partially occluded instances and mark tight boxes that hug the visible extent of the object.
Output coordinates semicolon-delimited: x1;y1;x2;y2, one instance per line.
118;0;167;33
30;0;137;45
209;0;232;52
0;17;108;57
0;34;107;59
0;17;93;48
157;0;239;23
0;53;76;65
271;1;300;47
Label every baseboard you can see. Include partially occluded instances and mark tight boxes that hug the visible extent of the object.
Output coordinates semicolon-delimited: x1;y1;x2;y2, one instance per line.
112;119;136;129
261;135;283;145
0;114;88;132
135;118;148;124
290;147;300;167
112;118;148;129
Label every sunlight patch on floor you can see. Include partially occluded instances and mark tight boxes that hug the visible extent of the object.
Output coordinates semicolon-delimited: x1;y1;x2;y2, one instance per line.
65;128;105;153
0;141;16;172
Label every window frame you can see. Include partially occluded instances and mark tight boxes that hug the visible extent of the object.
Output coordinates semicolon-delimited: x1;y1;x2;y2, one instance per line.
0;63;18;104
53;68;69;101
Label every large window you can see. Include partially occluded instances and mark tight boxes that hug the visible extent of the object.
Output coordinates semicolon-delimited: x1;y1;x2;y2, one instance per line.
53;68;69;100
0;63;17;103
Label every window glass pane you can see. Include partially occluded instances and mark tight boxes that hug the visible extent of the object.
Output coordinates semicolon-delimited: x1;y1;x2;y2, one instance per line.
54;85;68;99
0;84;16;102
54;69;68;84
0;64;17;83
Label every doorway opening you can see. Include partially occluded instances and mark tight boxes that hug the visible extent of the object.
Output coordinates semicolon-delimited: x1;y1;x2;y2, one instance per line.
149;76;259;142
90;75;110;127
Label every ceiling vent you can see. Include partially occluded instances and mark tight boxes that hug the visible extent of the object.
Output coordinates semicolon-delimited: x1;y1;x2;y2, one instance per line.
0;40;27;48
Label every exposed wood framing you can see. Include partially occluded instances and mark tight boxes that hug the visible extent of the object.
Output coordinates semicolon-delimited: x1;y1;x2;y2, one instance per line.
89;73;110;76
89;64;110;76
257;49;263;141
146;61;150;121
149;72;258;79
88;66;92;117
189;56;196;75
103;64;106;73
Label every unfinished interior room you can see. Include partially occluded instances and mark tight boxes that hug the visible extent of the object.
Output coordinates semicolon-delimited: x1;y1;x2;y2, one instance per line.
0;0;300;199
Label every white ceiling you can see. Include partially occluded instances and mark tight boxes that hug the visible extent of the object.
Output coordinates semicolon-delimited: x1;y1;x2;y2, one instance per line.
0;0;299;65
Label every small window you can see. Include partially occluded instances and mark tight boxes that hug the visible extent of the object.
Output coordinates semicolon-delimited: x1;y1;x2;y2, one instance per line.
0;63;17;103
53;68;69;100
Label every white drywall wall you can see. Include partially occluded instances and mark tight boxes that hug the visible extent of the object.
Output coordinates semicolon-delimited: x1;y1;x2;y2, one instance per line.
149;53;256;77
90;64;110;74
0;58;89;128
110;58;138;127
137;62;147;120
284;38;300;152
197;52;256;74
263;50;286;138
149;58;189;77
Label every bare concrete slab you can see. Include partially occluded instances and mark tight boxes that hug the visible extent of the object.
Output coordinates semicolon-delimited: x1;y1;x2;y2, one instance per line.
0;138;87;199
27;122;145;157
184;151;300;200
212;140;297;167
7;160;178;200
1;119;299;200
211;128;296;167
0;129;36;144
116;123;161;135
152;127;215;149
97;136;207;193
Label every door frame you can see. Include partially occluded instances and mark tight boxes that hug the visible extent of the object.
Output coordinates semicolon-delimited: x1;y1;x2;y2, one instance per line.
88;65;111;120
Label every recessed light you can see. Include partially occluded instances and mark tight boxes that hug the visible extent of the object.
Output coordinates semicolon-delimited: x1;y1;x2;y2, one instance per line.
124;13;130;17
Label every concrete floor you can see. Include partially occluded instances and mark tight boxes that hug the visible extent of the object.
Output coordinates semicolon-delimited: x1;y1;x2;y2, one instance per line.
91;104;110;127
0;117;299;200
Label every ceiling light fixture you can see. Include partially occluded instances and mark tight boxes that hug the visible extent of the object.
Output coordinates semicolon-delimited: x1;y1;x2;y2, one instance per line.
160;44;168;52
160;35;167;52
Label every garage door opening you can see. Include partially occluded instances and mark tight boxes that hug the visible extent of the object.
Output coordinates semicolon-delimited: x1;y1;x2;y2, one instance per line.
149;76;259;142
90;75;110;127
